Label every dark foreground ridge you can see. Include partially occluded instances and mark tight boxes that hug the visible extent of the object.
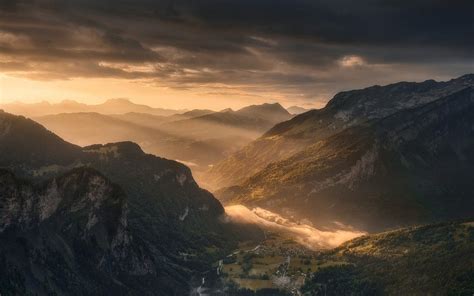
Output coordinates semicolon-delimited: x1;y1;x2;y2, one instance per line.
0;111;261;295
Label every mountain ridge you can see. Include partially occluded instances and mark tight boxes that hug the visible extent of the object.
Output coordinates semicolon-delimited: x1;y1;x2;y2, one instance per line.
205;74;474;191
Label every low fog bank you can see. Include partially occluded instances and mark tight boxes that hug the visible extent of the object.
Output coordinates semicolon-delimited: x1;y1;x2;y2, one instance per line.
225;205;365;250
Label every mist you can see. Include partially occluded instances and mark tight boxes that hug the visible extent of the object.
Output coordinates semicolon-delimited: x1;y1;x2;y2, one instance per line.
225;205;365;250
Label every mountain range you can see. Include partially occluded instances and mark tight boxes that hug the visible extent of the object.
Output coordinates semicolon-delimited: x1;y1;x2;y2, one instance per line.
33;103;292;185
0;98;186;118
0;110;260;295
160;103;292;138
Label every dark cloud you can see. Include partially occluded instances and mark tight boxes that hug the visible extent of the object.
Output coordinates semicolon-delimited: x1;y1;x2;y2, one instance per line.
0;0;473;105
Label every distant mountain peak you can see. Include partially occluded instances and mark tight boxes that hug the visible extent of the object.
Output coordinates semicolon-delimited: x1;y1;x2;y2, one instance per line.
105;98;132;103
265;102;287;110
60;99;83;104
100;98;143;108
237;102;290;115
262;102;282;107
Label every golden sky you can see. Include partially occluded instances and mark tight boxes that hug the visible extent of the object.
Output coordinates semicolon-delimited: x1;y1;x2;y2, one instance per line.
0;74;327;110
1;0;472;110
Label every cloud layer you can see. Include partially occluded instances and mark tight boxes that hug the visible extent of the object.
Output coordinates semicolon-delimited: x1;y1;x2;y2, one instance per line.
1;0;473;106
225;205;365;249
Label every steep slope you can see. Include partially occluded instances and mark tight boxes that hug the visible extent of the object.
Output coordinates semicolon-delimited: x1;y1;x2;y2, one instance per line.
302;221;474;295
81;141;239;259
0;112;260;294
205;74;474;190
219;87;474;231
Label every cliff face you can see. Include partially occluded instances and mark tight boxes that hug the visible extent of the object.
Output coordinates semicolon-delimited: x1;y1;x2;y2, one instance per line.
80;142;239;265
0;168;163;295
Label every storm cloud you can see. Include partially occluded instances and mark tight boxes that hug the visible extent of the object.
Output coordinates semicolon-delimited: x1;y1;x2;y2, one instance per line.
1;0;473;106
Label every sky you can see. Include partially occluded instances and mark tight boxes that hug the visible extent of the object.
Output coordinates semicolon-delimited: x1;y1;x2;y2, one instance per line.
1;0;473;110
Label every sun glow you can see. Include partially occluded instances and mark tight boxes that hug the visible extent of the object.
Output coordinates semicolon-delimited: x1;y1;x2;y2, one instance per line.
0;74;269;110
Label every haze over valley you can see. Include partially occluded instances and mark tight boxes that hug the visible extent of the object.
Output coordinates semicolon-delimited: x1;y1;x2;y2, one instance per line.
2;99;294;185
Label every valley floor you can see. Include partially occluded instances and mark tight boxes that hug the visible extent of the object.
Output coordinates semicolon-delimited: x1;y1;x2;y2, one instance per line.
193;220;474;296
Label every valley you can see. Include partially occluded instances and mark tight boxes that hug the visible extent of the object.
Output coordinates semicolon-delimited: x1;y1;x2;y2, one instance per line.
191;217;474;295
206;205;365;295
